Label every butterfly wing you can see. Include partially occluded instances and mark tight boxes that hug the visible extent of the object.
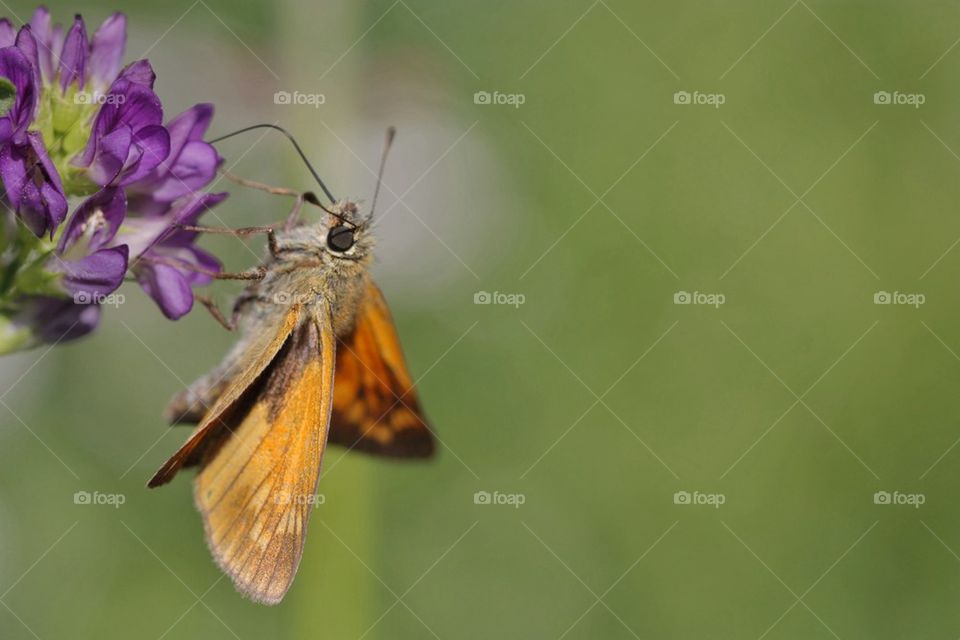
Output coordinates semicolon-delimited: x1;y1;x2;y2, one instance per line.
149;305;302;487
329;280;435;458
191;306;336;604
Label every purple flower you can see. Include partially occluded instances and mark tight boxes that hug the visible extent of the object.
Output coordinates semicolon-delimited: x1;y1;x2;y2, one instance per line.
28;8;126;92
129;103;221;214
0;130;67;237
0;19;15;47
0;45;37;144
73;63;170;187
123;191;226;319
0;43;66;236
3;295;100;349
88;13;126;91
52;187;129;299
0;7;230;354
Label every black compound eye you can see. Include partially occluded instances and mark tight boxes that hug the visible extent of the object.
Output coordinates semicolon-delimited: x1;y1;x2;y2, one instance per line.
326;225;355;252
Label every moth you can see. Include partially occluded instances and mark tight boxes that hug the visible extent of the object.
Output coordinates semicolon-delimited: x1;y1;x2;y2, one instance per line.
148;127;434;604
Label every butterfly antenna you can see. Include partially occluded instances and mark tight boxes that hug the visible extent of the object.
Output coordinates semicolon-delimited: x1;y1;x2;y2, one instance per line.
210;124;336;204
366;126;396;226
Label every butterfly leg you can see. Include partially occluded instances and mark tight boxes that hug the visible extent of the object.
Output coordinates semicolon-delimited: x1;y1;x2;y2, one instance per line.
284;192;311;231
175;224;279;256
195;294;237;331
214;266;266;281
221;170;303;197
219;170;321;232
168;261;265;280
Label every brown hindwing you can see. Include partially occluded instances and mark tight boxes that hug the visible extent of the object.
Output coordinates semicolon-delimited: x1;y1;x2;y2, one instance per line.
329;281;435;457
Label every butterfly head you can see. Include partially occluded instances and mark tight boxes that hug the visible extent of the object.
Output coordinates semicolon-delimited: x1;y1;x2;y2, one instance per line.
321;199;374;259
274;198;374;266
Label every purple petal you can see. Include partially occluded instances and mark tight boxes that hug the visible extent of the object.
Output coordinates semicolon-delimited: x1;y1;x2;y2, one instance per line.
114;214;168;257
58;15;88;92
49;27;64;75
0;133;67;237
37;176;68;236
58;187;126;254
15;296;101;344
180;245;220;286
119;123;169;184
117;59;155;87
15;26;41;90
0;19;15;47
139;104;218;201
26;132;68;235
28;7;56;83
42;302;100;343
0;143;32;230
76;81;166;181
172;191;228;229
54;244;129;298
115;83;164;129
82;125;130;185
118;190;227;262
148;140;219;201
164;104;213;164
89;12;125;89
0;46;39;144
137;262;193;319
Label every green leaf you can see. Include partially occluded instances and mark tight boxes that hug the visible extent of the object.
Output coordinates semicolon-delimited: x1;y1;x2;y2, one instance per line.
0;76;17;118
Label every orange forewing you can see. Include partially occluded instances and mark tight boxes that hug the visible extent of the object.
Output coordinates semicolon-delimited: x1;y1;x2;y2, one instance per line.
148;307;335;604
329;281;435;457
149;305;302;487
193;310;335;604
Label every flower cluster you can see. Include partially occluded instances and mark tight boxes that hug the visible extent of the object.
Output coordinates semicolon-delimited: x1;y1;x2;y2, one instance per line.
0;7;226;354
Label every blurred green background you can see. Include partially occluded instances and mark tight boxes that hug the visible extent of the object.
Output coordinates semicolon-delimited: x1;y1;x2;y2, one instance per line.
4;0;960;637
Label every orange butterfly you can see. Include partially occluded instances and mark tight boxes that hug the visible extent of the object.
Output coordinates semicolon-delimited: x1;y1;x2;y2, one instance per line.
148;127;434;604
